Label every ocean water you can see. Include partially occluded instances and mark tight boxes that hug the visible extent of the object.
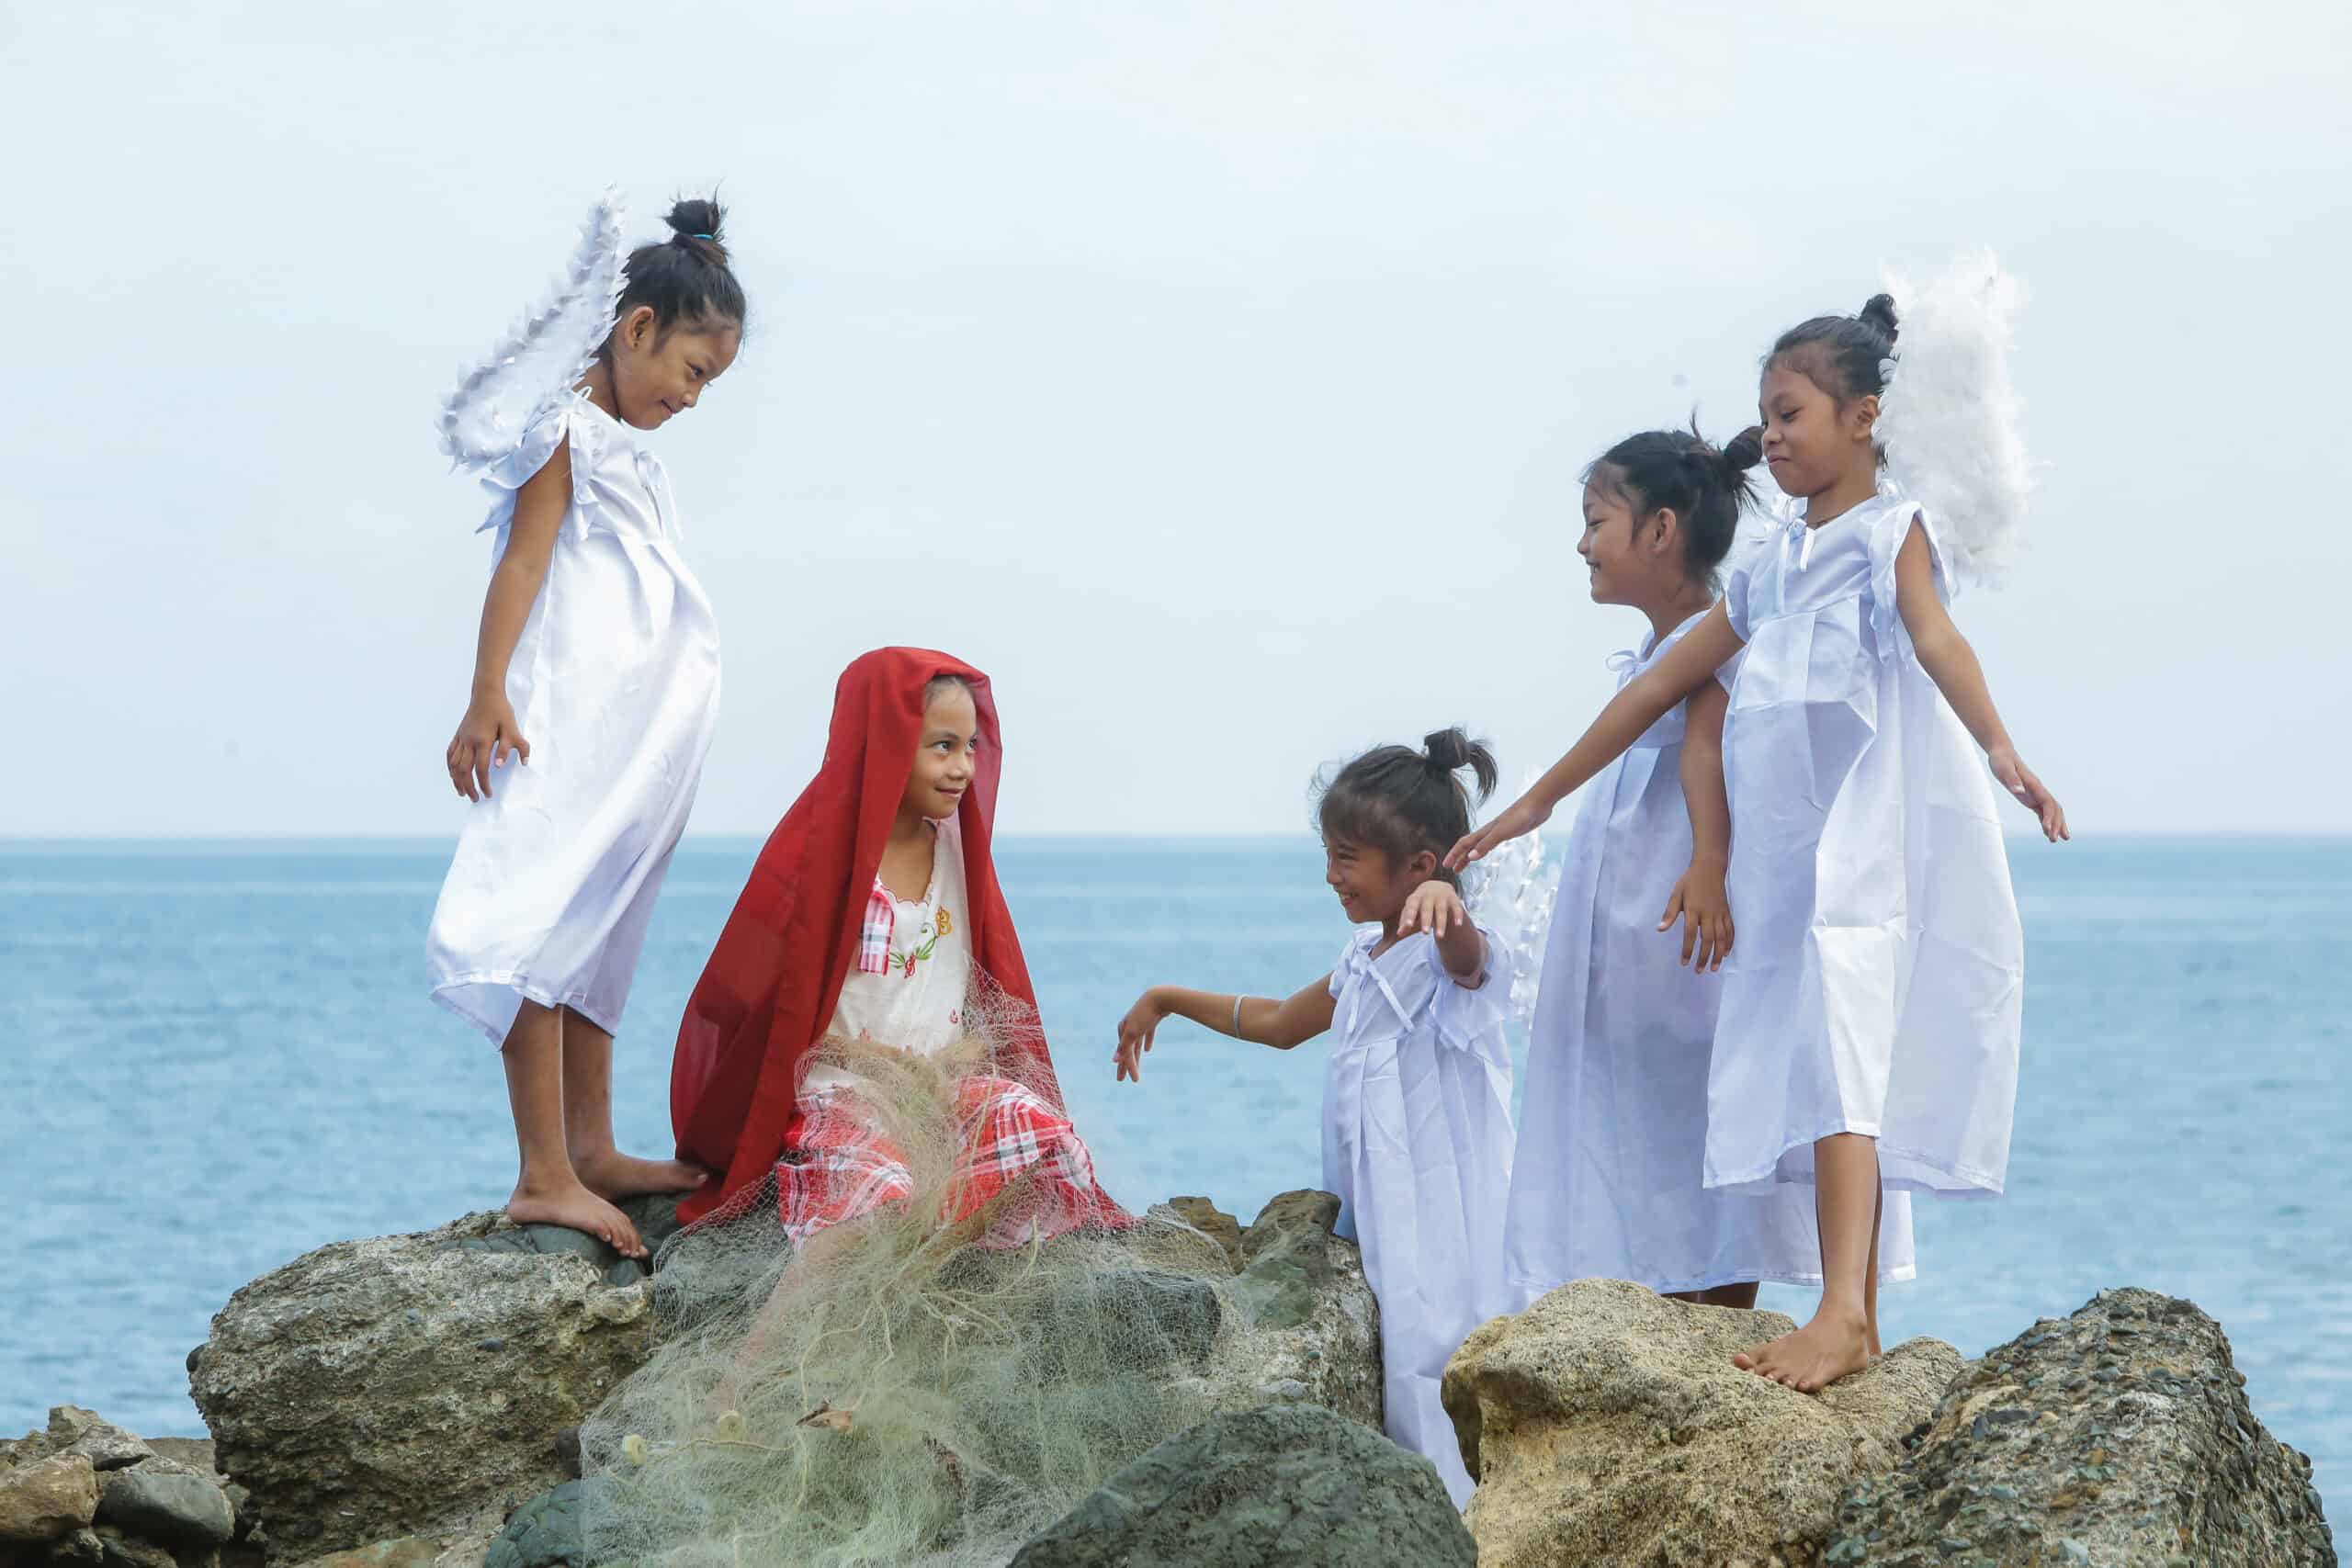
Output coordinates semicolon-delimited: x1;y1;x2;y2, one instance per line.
3;836;2346;1518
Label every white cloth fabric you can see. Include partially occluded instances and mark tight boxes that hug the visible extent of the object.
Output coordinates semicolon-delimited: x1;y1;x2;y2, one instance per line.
1713;479;2022;1197
1323;925;1515;1508
427;391;721;1042
1507;615;1916;1301
807;817;974;1093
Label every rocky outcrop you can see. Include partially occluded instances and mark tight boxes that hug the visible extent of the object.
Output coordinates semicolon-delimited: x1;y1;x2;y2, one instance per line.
188;1190;1379;1564
187;1209;662;1561
1443;1278;1962;1568
1008;1403;1476;1567
1828;1288;2335;1566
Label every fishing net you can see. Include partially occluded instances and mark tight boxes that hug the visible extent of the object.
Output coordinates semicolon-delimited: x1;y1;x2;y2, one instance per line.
579;978;1237;1568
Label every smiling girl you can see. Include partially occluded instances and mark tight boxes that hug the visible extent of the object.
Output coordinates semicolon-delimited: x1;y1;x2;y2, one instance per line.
1452;295;2065;1394
1114;730;1515;1506
426;197;745;1258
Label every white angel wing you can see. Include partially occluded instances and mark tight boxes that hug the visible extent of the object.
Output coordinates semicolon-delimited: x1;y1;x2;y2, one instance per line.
1463;787;1561;1033
1875;252;2031;589
436;191;629;470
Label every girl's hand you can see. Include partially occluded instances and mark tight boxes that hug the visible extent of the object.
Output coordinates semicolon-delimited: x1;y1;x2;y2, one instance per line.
1397;879;1469;940
447;694;530;802
1659;863;1735;972
1444;795;1553;872
1987;747;2068;843
1114;989;1169;1083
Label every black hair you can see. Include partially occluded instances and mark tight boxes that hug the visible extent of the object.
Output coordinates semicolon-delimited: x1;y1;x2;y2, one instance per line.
1764;292;1900;404
606;196;748;350
922;672;973;707
1586;422;1765;583
1316;728;1499;888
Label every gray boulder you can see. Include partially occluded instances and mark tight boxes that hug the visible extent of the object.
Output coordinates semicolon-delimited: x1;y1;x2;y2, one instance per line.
95;1461;237;1547
1008;1402;1475;1567
1828;1288;2335;1566
188;1209;659;1559
481;1481;594;1568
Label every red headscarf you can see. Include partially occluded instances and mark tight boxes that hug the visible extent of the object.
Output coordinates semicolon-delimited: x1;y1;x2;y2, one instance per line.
671;648;1057;1225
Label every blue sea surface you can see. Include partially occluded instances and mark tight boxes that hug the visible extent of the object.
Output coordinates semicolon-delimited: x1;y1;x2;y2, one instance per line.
2;835;2346;1517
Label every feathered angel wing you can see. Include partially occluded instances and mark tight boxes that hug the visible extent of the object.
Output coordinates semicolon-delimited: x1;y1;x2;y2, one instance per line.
436;191;628;470
1875;252;2031;589
1463;793;1560;1036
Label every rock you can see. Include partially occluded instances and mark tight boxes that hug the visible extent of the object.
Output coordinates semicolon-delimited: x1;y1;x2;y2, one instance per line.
1156;1195;1246;1269
188;1210;659;1559
1829;1287;2337;1565
44;1527;106;1564
44;1411;154;1473
481;1481;592;1568
141;1440;218;1476
1190;1190;1382;1431
1008;1403;1476;1567
96;1463;237;1547
1443;1278;1962;1568
91;1529;175;1568
0;1452;100;1544
289;1539;442;1568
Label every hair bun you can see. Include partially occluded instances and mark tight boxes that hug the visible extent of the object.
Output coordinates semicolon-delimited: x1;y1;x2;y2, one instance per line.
1721;425;1766;474
1858;292;1900;347
1420;727;1500;804
665;197;729;262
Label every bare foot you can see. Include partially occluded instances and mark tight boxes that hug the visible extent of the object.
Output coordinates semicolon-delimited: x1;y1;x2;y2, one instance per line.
1732;1308;1871;1393
573;1149;711;1201
509;1179;648;1259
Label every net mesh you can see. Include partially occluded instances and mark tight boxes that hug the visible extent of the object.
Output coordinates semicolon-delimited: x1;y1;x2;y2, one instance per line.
580;980;1237;1567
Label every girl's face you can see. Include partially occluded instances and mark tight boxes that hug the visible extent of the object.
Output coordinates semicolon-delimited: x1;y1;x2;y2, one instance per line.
1758;363;1878;500
1577;470;1682;608
608;306;742;431
900;684;980;822
1323;836;1437;926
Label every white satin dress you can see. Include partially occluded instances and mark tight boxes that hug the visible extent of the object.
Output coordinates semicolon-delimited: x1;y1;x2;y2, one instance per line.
1711;479;2022;1199
1324;924;1515;1507
427;389;721;1043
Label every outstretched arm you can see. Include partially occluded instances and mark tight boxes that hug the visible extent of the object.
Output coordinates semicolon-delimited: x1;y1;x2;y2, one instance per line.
1894;519;2068;842
1447;602;1746;869
1660;676;1735;971
446;443;571;801
1114;976;1337;1082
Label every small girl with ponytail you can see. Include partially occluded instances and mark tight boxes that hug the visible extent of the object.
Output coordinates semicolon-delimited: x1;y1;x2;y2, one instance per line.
1114;730;1516;1506
1505;425;1914;1315
426;196;748;1258
1453;289;2064;1396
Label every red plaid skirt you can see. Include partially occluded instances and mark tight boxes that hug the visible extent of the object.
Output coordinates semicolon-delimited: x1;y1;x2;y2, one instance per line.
775;1075;1132;1247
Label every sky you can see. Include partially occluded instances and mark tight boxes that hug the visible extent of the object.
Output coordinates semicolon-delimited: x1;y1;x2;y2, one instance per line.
4;0;2348;838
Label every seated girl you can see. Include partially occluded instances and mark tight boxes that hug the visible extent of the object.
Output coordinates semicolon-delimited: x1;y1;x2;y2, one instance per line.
669;647;1126;1247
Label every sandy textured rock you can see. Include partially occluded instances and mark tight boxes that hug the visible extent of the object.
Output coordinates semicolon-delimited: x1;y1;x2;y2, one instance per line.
188;1210;659;1561
285;1542;441;1568
1443;1278;1962;1568
0;1451;100;1543
1828;1287;2335;1566
1009;1403;1475;1567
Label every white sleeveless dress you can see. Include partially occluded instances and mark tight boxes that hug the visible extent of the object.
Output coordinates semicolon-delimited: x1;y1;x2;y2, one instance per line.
1325;925;1515;1508
1507;615;1916;1299
1712;480;2022;1198
426;390;721;1043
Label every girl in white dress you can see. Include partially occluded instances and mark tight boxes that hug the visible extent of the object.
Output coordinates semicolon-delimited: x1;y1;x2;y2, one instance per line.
426;196;745;1258
1506;427;1915;1312
1454;287;2065;1394
1114;731;1515;1506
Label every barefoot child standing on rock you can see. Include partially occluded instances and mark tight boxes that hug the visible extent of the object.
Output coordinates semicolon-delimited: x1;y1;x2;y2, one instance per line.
1114;731;1517;1506
1453;265;2064;1394
426;194;747;1258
